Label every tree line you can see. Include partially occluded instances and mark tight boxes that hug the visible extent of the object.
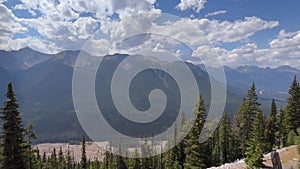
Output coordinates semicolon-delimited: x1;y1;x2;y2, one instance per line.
0;76;300;169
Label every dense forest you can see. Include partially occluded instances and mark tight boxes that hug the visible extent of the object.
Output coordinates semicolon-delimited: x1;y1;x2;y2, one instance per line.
0;76;300;169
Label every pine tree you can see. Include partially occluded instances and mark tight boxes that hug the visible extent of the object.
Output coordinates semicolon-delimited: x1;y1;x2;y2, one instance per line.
24;123;37;169
169;123;181;169
81;136;87;169
265;99;277;152
219;112;232;164
66;147;73;169
283;76;300;137
233;83;262;157
0;82;27;169
131;149;141;169
178;112;186;169
51;148;58;168
58;147;64;168
141;140;152;169
211;126;221;166
275;109;285;148
245;112;265;168
184;96;208;169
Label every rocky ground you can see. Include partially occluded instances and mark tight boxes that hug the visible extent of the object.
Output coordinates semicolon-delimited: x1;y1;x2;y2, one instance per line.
208;145;299;169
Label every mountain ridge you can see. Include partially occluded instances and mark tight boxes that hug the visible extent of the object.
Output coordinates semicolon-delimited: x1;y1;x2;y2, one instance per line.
0;48;298;142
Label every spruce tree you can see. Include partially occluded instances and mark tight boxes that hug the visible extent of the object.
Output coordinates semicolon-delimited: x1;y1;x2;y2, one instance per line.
219;112;232;164
0;82;27;169
170;123;181;169
81;136;87;169
283;76;300;136
178;112;186;169
265;99;277;152
24;123;37;169
275;109;285;148
184;96;207;169
66;147;73;169
131;149;141;169
58;147;64;167
245;112;265;168
233;83;262;157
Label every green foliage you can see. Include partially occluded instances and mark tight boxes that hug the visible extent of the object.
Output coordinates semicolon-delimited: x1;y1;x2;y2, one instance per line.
0;82;27;169
265;99;278;152
245;112;265;168
184;96;209;169
283;76;300;142
1;79;300;169
296;128;300;154
287;130;297;146
233;83;263;158
275;109;285;148
219;112;233;164
81;136;87;169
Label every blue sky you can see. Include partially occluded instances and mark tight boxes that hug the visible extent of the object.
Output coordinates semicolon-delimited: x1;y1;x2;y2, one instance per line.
0;0;300;68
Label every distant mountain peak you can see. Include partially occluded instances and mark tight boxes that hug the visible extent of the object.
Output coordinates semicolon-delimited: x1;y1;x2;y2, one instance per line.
276;65;298;72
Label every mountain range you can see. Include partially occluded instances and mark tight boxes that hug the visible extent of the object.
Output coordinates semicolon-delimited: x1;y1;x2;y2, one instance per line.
0;48;298;142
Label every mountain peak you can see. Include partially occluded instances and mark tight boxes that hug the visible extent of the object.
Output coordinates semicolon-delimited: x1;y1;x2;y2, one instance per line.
276;65;298;72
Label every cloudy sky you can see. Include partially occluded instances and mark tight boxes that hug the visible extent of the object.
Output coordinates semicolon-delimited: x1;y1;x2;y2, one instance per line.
0;0;300;68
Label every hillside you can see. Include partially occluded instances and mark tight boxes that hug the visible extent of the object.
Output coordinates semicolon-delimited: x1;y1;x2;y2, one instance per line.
208;145;300;169
0;48;299;142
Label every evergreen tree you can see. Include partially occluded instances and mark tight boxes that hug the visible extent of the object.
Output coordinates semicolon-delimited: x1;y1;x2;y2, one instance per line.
66;147;73;169
211;126;221;166
245;112;265;168
58;147;64;168
24;123;37;169
0;82;27;169
275;109;285;148
184;96;208;169
219;112;232;164
265;99;277;152
169;123;181;169
130;149;141;169
283;76;300;136
178;112;186;169
141;140;152;169
233;83;262;157
81;136;87;169
51;148;58;168
287;130;297;146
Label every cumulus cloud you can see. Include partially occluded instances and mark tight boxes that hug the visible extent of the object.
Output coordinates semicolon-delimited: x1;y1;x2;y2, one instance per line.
194;17;279;44
192;30;300;68
150;16;279;46
0;0;158;53
176;0;207;13
205;10;227;17
1;0;300;68
0;4;28;37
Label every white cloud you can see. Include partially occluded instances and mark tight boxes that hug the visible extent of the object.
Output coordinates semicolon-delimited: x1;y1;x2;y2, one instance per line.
0;0;158;53
176;0;207;13
101;11;161;42
1;0;300;68
0;4;28;37
192;30;300;68
205;10;227;17
150;16;279;46
194;17;279;44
